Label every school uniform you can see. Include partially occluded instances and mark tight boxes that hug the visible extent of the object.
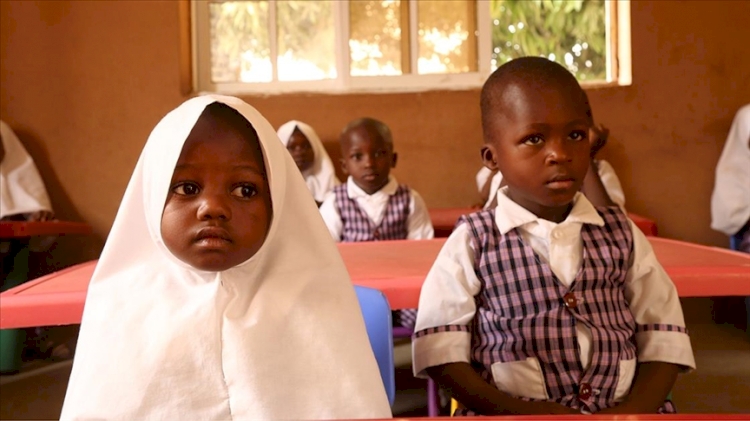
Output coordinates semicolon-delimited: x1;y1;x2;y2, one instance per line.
277;120;339;203
711;104;750;252
61;96;391;420
412;188;695;414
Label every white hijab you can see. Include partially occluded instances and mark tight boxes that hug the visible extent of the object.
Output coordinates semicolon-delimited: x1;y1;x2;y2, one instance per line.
711;104;750;236
276;120;339;203
0;120;52;219
61;96;391;420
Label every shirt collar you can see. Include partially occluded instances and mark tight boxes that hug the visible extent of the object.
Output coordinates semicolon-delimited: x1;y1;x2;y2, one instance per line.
346;175;398;198
493;187;605;235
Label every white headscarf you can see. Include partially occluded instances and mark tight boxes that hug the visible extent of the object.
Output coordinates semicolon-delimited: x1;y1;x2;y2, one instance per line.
276;120;339;203
0;120;52;219
61;96;391;420
711;104;750;236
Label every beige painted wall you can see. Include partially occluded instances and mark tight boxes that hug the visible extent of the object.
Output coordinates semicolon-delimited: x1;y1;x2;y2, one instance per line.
2;0;749;262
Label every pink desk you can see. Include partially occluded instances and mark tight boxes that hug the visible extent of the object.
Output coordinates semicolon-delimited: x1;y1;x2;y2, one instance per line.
371;416;747;421
429;208;659;238
0;221;93;238
1;238;749;329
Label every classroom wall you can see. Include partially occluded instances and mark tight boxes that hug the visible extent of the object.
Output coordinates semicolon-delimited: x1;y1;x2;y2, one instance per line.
1;0;748;256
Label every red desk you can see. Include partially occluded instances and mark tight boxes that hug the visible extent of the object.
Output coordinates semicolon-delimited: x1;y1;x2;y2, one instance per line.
429;208;659;238
1;238;749;329
0;221;93;238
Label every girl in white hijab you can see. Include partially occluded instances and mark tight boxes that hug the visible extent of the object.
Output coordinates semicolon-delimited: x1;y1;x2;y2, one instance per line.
61;96;391;420
277;120;339;205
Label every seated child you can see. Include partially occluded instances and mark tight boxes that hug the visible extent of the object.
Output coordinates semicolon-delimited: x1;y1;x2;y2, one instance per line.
476;105;625;210
319;117;434;330
711;103;750;252
61;96;391;419
277;120;339;205
412;57;695;415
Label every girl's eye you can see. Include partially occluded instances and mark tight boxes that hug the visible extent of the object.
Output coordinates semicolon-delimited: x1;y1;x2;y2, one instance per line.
523;135;544;145
232;184;258;198
173;182;200;196
570;131;587;141
352;153;362;160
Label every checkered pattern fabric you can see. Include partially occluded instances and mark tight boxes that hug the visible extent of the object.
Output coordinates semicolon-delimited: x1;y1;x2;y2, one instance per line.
416;207;684;414
333;184;411;242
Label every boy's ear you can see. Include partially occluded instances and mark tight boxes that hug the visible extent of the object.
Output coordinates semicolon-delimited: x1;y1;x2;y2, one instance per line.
391;152;398;168
481;146;498;170
339;158;349;175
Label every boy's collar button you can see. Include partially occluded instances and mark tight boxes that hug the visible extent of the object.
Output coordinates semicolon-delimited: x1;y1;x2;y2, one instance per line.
563;293;578;309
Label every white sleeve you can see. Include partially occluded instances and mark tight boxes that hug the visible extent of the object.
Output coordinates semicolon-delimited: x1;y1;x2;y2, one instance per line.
625;220;696;371
407;190;434;240
318;192;343;242
596;159;626;210
412;224;481;377
710;105;750;236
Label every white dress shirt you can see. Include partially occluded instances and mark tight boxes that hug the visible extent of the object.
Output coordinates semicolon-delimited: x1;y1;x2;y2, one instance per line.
711;104;750;236
413;188;695;402
319;176;434;242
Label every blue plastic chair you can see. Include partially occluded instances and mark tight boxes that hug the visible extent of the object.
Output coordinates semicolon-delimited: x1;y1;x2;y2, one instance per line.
354;285;396;406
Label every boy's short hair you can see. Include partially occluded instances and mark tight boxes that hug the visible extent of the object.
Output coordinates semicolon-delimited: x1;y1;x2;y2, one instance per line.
340;117;393;146
480;57;591;141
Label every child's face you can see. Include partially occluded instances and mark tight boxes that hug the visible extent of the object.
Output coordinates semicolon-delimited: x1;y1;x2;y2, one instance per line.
483;82;591;221
340;126;397;195
161;115;272;272
286;128;314;173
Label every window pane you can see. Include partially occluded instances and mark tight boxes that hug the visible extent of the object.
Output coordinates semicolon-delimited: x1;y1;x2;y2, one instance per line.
350;0;403;76
490;0;607;81
277;1;336;81
210;1;271;83
417;0;476;75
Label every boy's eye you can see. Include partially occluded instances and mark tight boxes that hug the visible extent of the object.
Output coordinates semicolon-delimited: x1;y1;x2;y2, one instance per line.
231;184;258;199
570;131;587;141
523;135;544;146
173;182;200;196
351;153;362;160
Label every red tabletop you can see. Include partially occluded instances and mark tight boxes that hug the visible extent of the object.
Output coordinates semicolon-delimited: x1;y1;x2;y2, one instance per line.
1;237;749;329
370;416;747;421
0;221;93;238
429;208;659;237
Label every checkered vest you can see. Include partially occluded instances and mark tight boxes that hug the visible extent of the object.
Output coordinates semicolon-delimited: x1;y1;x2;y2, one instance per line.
452;207;680;413
333;184;411;242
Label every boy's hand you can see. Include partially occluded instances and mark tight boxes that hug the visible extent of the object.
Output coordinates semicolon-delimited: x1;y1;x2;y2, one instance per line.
589;123;609;158
27;210;55;221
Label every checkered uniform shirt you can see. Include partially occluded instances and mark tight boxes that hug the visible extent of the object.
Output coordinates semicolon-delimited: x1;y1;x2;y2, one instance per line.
415;207;683;414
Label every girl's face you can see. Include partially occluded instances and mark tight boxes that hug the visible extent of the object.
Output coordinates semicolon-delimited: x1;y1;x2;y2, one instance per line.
161;113;272;271
286;128;315;173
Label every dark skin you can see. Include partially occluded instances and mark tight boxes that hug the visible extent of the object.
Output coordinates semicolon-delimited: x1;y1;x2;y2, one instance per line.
286;127;315;173
161;109;272;272
434;76;679;415
339;121;397;195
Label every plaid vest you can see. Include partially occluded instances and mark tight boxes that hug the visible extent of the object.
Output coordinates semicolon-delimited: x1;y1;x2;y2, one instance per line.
333;184;411;242
453;207;680;413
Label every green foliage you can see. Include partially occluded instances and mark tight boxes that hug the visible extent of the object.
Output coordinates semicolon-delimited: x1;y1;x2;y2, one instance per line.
490;0;607;81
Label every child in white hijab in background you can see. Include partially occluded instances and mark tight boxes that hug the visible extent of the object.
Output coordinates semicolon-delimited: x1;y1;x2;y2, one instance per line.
61;96;391;420
277;120;339;205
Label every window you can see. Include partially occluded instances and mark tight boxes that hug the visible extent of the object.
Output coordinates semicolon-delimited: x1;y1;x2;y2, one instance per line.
191;0;630;94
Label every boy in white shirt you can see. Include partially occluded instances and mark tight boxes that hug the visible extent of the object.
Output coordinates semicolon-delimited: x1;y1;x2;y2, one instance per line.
412;57;694;415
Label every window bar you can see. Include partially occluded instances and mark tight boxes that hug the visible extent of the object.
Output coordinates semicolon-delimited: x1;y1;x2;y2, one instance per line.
336;0;350;87
269;0;279;82
408;0;418;75
476;0;492;75
464;0;478;72
399;0;411;75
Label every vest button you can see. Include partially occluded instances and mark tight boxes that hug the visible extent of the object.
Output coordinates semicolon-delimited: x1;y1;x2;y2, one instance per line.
563;293;578;309
373;229;380;239
578;382;592;401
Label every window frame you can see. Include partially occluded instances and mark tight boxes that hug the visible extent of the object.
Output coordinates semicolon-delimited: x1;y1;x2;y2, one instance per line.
191;0;630;95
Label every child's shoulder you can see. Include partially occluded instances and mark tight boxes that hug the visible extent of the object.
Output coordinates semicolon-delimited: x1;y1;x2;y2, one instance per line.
457;208;496;236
